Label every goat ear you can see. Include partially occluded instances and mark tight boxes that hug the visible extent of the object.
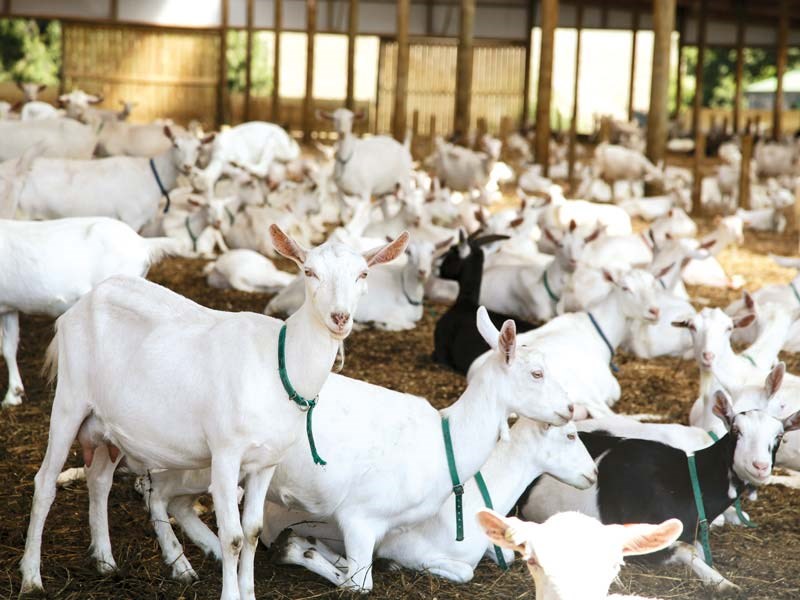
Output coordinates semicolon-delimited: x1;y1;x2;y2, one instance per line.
765;362;785;399
353;109;366;121
584;224;605;243
712;390;736;429
509;216;525;228
476;510;532;557
476;306;500;350
434;237;453;254
699;239;716;251
363;231;410;268
89;94;103;104
670;318;692;329
733;313;755;329
201;133;216;145
163;125;176;143
602;269;616;284
269;224;308;266
569;219;577;232
743;291;755;312
652;262;673;281
37;83;47;92
782;409;800;433
497;319;517;365
618;519;683;556
474;234;510;248
543;227;562;248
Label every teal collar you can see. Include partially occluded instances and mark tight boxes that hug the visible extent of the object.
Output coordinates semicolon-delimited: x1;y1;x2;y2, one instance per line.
474;471;509;570
543;270;560;304
790;281;800;305
741;353;757;368
278;324;326;466
441;417;465;541
587;312;619;373
706;431;756;528
149;157;171;213
184;216;198;252
687;451;713;566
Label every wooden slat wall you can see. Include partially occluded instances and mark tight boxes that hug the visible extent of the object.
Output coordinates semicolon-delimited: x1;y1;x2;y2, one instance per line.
377;39;524;137
62;23;220;127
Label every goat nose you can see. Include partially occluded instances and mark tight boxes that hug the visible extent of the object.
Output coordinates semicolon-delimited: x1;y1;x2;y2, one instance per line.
649;307;660;318
330;312;350;327
567;403;575;415
702;351;715;363
752;461;769;472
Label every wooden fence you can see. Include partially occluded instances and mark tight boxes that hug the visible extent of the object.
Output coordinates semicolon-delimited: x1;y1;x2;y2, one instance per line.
62;23;221;127
376;39;525;137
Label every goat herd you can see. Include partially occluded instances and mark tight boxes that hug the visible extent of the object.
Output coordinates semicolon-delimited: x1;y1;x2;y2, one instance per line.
1;87;800;600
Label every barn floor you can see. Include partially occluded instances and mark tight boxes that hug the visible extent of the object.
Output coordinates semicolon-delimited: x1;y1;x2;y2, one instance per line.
1;217;799;599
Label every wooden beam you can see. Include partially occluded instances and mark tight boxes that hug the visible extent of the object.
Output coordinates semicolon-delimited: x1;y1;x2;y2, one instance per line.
273;0;282;122
216;0;229;128
346;0;358;110
244;0;254;122
534;0;558;176
691;133;706;217
393;0;410;142
691;0;707;138
645;0;675;169
627;9;639;122
733;5;745;133
521;1;536;127
303;0;317;142
739;133;753;210
110;0;118;20
454;0;476;138
774;0;789;140
568;3;583;190
673;8;684;118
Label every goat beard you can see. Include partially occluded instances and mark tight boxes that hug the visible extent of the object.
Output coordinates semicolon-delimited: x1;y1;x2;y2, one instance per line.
334;340;345;373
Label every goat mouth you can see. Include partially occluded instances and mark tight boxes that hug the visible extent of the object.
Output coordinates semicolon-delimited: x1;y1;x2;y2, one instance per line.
744;469;770;484
554;412;573;424
326;324;351;340
581;474;597;486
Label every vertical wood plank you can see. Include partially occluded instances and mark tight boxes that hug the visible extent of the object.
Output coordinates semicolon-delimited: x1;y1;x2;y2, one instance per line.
568;4;583;190
393;0;410;141
303;0;317;141
534;0;558;176
646;0;675;169
346;0;358;111
454;0;476;140
244;0;254;121
273;0;282;122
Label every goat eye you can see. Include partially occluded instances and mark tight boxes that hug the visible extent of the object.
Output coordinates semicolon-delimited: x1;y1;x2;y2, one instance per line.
357;271;368;281
567;433;576;441
304;268;317;279
531;370;544;380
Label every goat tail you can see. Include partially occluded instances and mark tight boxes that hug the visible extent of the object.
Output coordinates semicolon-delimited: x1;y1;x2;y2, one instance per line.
42;321;60;386
144;237;183;264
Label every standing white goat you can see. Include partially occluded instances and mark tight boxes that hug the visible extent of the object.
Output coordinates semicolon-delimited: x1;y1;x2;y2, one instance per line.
0;217;178;407
19;227;409;600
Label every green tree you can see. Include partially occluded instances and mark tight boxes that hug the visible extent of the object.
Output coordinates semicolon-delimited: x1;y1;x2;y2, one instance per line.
0;18;61;85
226;30;273;94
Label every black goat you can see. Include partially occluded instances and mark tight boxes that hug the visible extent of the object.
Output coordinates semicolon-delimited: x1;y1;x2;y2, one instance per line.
432;231;537;374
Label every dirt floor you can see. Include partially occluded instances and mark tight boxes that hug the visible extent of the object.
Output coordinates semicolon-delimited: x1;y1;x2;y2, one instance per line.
1;218;800;599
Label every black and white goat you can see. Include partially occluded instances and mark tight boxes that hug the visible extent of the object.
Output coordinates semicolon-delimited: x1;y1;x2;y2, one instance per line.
432;231;536;374
521;388;800;593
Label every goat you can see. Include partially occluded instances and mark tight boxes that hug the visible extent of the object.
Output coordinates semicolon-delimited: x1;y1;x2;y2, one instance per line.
19;227;409;600
0;217;179;407
479;510;682;600
433;231;537;374
521;391;800;593
204;249;294;293
0;118;97;161
162;191;237;258
470;269;662;418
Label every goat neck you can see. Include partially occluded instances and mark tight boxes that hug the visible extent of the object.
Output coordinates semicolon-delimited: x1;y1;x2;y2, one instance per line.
153;147;181;190
335;128;355;165
742;306;794;369
439;354;510;488
283;302;341;402
693;433;745;515
456;248;485;306
584;287;629;351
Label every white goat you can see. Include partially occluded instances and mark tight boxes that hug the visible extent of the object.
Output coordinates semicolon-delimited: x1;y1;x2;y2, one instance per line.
19;227;409;600
478;510;682;600
0;217;178;407
204;249;294;293
162;191;237;258
20;101;62;121
593;143;663;187
0;118;97;161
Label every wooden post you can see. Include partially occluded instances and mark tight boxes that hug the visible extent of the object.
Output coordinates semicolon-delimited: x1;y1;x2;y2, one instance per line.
429;114;437;156
426;0;434;34
534;0;558;176
454;0;476;140
2;0;10;15
521;0;536;127
475;117;487;148
739;133;753;210
244;0;254;122
645;0;676;169
628;9;639;122
691;133;706;217
732;5;745;133
774;0;789;141
568;4;583;189
303;0;317;142
273;0;282;122
216;0;229;128
691;0;707;138
346;0;358;111
110;0;118;20
393;0;410;142
673;8;684;118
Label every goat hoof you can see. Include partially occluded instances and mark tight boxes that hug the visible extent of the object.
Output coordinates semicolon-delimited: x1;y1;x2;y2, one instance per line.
2;388;25;407
715;580;741;596
94;558;118;576
19;576;44;596
172;565;198;584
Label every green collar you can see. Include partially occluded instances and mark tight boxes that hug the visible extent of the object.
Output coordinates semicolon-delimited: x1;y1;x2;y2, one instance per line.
741;353;757;368
278;324;326;466
441;417;465;541
687;451;713;566
790;281;800;305
184;216;198;252
543;270;560;304
474;471;509;570
587;312;619;373
706;431;756;528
